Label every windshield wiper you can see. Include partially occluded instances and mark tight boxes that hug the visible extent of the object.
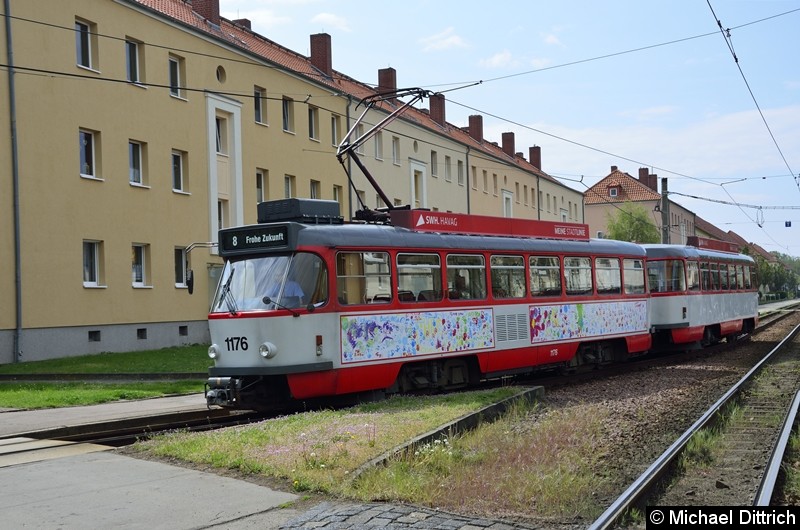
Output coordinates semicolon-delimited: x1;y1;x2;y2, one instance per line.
217;269;238;315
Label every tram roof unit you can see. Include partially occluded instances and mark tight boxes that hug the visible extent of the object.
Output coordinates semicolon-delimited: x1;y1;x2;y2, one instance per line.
642;243;755;264
222;199;645;258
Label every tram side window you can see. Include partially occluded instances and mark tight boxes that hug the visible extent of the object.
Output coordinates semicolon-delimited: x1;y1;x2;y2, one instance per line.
744;266;752;290
397;253;442;302
647;259;685;293
490;255;526;298
564;256;592;295
729;264;738;290
710;263;720;290
700;262;711;291
687;261;700;291
719;262;729;290
447;254;486;300
623;258;645;294
336;251;390;304
595;257;621;295
530;256;561;296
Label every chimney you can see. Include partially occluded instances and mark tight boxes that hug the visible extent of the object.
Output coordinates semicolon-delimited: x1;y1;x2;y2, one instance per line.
430;93;446;127
232;18;251;30
610;165;618;173
501;132;515;157
310;33;332;77
378;67;397;104
529;146;541;170
193;0;221;26
468;115;483;143
638;167;658;192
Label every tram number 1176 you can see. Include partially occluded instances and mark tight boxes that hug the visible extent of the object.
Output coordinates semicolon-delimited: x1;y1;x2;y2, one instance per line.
224;336;249;351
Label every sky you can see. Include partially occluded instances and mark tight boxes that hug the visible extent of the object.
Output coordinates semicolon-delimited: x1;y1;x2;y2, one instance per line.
219;0;800;257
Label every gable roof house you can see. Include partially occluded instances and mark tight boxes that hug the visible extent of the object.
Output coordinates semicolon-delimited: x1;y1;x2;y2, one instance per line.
584;166;696;243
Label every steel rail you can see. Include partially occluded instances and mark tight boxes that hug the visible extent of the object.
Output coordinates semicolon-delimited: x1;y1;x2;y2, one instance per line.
588;322;800;530
755;389;800;506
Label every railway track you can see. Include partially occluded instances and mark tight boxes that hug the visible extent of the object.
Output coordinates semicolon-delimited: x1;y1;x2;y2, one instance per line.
0;407;267;468
589;321;800;529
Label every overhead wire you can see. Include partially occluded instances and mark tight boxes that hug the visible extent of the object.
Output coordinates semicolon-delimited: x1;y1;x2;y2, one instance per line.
2;6;797;250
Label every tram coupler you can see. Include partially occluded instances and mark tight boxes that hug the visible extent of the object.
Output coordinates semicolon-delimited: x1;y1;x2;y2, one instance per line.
205;376;239;408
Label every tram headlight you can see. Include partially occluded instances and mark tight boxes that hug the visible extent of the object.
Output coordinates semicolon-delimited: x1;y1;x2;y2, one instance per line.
208;344;220;359
259;342;278;359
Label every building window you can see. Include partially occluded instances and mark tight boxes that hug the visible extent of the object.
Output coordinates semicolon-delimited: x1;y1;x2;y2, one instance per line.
83;240;103;286
331;114;341;146
392;136;400;165
308;106;319;140
515;183;520;203
333;185;343;210
215;116;228;154
256;169;266;203
125;39;141;83
374;132;383;160
492;174;498;196
482;170;488;193
523;185;529;206
131;244;149;287
444;156;452;182
168;54;185;98
355;124;365;154
431;151;438;177
254;86;266;123
457;160;465;186
172;150;186;192
282;97;294;132
310;179;321;199
284;175;295;198
609;187;618;197
79;129;97;177
218;199;229;229
129;140;146;185
75;19;96;69
174;247;188;287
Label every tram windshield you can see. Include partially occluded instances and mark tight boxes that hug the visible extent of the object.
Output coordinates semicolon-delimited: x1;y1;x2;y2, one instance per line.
211;252;327;314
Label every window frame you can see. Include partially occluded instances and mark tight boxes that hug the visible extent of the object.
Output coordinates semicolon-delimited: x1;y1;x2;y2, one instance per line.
282;97;294;133
168;54;185;98
128;140;145;185
254;86;266;124
79;128;97;178
83;240;103;287
171;149;187;192
308;106;319;140
174;247;188;287
125;39;141;84
75;20;94;69
131;243;149;287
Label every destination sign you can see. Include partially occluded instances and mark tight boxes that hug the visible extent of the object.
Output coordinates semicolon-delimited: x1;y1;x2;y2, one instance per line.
219;225;289;254
390;210;590;241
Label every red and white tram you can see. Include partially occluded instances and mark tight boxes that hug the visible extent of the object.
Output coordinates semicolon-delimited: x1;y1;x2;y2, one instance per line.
643;237;758;349
205;198;653;410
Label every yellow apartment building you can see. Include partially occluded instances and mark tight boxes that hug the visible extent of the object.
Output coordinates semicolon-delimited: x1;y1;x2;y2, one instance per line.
0;0;583;363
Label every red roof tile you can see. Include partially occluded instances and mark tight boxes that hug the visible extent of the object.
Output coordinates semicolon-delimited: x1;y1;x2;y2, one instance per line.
132;0;559;184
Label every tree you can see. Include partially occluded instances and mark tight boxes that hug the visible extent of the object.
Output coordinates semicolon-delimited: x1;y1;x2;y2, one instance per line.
605;202;661;243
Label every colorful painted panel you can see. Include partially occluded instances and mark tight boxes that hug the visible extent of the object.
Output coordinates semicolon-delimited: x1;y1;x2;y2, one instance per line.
341;310;494;364
530;301;648;343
